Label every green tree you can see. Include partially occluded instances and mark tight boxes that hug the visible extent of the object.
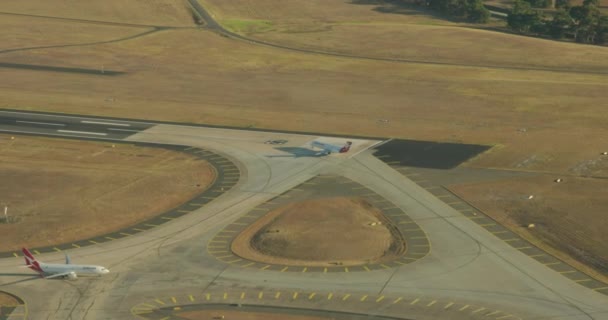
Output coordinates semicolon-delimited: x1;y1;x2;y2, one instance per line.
548;9;572;38
508;0;545;33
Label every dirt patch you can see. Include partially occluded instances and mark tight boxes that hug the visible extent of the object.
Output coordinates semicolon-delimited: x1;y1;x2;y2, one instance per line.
449;175;608;283
0;134;215;252
0;292;19;306
231;197;406;267
177;309;330;320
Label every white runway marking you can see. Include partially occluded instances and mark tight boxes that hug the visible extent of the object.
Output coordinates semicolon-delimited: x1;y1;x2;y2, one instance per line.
81;120;131;127
16;120;65;127
57;130;108;136
107;128;139;132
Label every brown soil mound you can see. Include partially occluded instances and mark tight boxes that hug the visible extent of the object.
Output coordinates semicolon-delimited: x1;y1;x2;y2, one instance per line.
231;197;405;266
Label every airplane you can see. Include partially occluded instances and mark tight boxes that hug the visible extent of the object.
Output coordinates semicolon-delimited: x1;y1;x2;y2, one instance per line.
310;140;352;155
22;248;109;280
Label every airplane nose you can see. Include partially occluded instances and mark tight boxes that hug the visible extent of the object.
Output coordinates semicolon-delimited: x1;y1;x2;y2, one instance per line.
104;269;110;274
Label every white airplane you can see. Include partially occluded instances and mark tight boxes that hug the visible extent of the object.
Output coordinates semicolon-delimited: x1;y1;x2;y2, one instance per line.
22;248;109;280
310;140;352;155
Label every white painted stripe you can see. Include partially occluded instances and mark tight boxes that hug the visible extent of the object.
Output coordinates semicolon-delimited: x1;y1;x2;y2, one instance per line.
16;120;65;127
57;130;107;136
0;111;155;125
81;120;130;127
107;128;139;132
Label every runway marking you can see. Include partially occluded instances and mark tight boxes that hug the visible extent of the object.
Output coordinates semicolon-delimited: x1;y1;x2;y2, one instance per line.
342;294;351;301
161;217;173;220
360;295;368;302
427;300;436;307
58;129;107;136
171;297;177;303
145;224;158;227
514;246;532;250
543;262;561;266
344;267;349;272
89;240;98;244
230;222;248;226
205;293;210;301
459;304;470;311
381;264;390;268
16;120;65;126
327;293;333;300
258;292;263;299
376;296;385;302
53;247;61;252
559;270;577;274
529;254;546;258
120;232;131;236
241;262;254;268
210;240;228;243
225;258;242;263
410;298;419;305
275;292;281;299
133;228;146;232
575;278;593;283
261;265;271;270
308;293;316;300
33;250;40;254
12;253;17;257
188;295;194;302
223;292;228;300
292;292;299;300
241;292;245;299
302;267;308;272
104;236;115;240
72;244;80;248
496;315;513;319
479;223;496;227
444;302;454;309
323;268;328;273
472;307;486;314
363;266;371;271
485;310;501;316
492;230;509;234
81;120;130;126
504;238;521;242
593;286;608;291
214;235;232;239
155;299;165;305
107;128;139;132
216;255;233;259
281;267;289;272
393;297;403;304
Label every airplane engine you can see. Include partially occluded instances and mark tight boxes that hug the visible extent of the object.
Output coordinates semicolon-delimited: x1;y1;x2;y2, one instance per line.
67;272;77;280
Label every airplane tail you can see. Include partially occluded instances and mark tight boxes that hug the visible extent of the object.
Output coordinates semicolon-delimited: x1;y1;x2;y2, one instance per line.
339;141;353;153
22;248;44;274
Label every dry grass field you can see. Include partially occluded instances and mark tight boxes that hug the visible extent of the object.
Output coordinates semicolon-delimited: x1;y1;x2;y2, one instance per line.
232;197;405;267
0;292;19;306
0;134;215;252
0;0;607;278
450;175;608;282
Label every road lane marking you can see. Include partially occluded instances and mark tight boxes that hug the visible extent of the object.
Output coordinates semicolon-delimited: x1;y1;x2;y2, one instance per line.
58;129;107;136
81;120;131;126
16;120;65;126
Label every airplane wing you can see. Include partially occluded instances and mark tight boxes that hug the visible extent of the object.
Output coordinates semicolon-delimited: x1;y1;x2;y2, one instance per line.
44;272;73;279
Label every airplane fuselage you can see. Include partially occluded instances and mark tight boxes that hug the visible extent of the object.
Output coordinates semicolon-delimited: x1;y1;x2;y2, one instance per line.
38;262;109;277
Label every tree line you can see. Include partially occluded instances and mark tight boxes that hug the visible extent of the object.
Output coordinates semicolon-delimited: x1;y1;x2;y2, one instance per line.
507;0;608;44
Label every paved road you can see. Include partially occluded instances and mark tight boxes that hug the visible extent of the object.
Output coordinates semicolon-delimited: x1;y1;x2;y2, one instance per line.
0;112;606;320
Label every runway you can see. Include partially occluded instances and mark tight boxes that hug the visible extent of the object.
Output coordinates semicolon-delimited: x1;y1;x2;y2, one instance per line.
0;111;606;320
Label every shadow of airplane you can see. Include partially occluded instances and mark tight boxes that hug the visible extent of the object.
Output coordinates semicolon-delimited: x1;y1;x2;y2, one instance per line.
266;147;325;158
0;273;41;286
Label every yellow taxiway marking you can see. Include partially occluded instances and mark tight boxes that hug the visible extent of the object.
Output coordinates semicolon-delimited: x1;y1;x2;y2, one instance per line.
376;296;385;302
504;238;521;242
492;230;509;234
72;244;80;248
226;258;242;263
208;246;227;250
292;292;299;300
327;293;333;300
240;292;246;299
393;297;403;304
593;286;608;291
258;292;263;299
275;292;281;299
544;261;561;266
161;217;173;220
323;267;328;273
205;293;210;301
210;240;228;243
381;264;390;269
575;278;593;282
133;228;146;232
223;293;228;300
105;236;116;241
308;293;316;300
479;223;496;227
281;267;289;272
33;250;40;254
155;299;165;305
363;266;371;272
342;294;351;301
360;295;368;302
427;300;436;307
529;254;546;258
410;298;419;305
144;224;158;227
214;235;232;239
485;310;501;316
216;254;233;259
160;317;170;320
261;265;271;270
220;230;238;233
559;270;577;274
177;210;190;213
53;247;61;252
399;221;415;225
188;295;194;302
89;240;98;244
515;246;532;250
302;267;308;272
12;253;17;257
444;302;454;309
171;297;177;303
459;304;470;311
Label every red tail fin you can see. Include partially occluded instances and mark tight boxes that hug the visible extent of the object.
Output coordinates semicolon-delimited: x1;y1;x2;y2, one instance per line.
339;141;352;153
22;248;43;273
